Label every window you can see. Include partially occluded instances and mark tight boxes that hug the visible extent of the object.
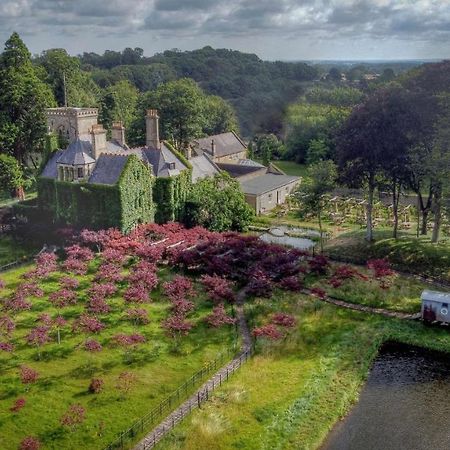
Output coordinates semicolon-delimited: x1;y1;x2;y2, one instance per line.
168;162;176;170
77;167;84;178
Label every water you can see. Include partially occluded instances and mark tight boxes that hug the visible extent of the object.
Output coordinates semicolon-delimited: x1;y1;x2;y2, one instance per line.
321;342;450;450
259;226;318;250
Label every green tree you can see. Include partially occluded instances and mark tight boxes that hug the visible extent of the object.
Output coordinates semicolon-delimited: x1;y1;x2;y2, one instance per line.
0;32;55;164
99;80;138;131
184;172;254;232
306;139;329;165
129;78;238;149
36;48;99;107
0;153;25;198
293;161;337;252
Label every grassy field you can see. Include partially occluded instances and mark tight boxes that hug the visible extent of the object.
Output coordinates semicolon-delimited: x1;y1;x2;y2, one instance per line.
309;263;439;314
324;230;450;282
270;161;309;178
0;263;236;450
0;236;40;266
157;291;450;450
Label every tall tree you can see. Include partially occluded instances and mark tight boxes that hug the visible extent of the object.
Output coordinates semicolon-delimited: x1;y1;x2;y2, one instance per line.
336;86;416;241
0;33;55;164
293;160;337;252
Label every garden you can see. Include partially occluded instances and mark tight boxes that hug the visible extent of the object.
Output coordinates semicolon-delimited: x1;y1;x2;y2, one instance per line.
0;223;446;450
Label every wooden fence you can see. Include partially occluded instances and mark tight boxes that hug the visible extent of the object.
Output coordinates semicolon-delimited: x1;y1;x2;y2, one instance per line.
104;347;252;450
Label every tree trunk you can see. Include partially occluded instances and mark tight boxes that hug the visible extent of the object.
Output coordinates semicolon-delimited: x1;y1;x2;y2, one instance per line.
317;211;323;253
366;177;375;242
431;185;442;243
417;186;433;235
392;180;400;239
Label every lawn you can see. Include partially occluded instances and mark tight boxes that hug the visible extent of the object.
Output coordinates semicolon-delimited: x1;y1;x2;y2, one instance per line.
0;261;236;450
0;236;40;267
157;291;450;450
324;230;450;282
270;160;309;178
308;263;438;314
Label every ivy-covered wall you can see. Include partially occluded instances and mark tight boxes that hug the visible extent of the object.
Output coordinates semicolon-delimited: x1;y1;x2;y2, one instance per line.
119;155;154;233
153;170;191;223
37;155;154;233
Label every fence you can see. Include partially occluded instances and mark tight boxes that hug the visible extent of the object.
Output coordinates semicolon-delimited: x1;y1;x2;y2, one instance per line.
105;347;252;450
138;348;253;450
0;254;37;273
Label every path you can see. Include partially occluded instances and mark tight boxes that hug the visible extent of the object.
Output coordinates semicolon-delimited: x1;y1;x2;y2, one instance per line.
133;289;252;450
304;288;421;320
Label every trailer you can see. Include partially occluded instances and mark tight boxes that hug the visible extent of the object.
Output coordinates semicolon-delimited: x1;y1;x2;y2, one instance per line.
421;290;450;325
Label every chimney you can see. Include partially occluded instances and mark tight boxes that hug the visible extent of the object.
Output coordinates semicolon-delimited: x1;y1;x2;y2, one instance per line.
211;139;216;157
90;124;107;160
111;121;126;147
146;109;160;149
185;146;192;159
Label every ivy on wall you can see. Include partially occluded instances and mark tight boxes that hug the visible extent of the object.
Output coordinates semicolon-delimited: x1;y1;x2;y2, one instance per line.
37;155;154;233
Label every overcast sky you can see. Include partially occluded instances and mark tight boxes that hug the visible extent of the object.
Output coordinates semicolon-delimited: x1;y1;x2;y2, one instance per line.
1;0;449;60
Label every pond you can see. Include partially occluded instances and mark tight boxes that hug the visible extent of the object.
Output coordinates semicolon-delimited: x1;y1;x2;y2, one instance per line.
321;342;450;450
259;226;319;250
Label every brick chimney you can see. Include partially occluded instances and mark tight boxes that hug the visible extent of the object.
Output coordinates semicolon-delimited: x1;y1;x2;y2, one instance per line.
111;121;126;147
90;124;107;160
146;109;160;149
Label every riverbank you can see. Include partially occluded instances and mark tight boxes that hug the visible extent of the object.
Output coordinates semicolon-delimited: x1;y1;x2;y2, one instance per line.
156;292;450;450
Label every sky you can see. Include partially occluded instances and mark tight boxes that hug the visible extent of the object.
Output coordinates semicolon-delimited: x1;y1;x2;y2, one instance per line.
0;0;449;60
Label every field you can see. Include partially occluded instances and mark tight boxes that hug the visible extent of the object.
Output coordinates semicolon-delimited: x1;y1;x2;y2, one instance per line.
157;290;450;450
0;225;238;450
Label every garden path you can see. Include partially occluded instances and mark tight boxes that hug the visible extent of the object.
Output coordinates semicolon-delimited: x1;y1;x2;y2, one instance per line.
133;289;252;450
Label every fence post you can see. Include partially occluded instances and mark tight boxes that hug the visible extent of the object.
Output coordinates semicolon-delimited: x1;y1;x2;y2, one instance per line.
197;392;201;408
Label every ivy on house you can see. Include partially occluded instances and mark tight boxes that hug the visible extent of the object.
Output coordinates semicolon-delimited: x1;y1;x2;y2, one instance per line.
37;155;154;233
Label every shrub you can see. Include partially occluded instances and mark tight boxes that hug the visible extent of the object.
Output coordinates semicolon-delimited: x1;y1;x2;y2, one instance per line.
84;339;103;352
19;436;41;450
205;304;236;327
252;324;283;340
19;366;39;384
271;313;296;328
116;371;137;396
88;378;104;394
10;397;26;413
123;308;149;325
60;404;86;430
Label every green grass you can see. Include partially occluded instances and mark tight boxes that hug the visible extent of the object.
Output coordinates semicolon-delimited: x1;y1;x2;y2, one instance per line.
0;263;236;450
324;229;450;282
0;236;40;266
269;161;309;178
0;190;37;208
157;291;450;450
309;264;437;314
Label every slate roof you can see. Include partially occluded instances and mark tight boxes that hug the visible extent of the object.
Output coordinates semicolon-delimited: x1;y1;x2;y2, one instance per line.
88;154;130;185
56;138;95;165
190;153;220;182
41;150;64;178
217;162;265;178
193;132;247;158
239;174;299;196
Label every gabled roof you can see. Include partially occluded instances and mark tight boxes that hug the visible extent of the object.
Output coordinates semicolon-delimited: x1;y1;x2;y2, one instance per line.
41;150;64;178
136;142;187;177
239;174;299;196
190;153;220;182
193;131;247;158
56;138;95;165
88;154;130;185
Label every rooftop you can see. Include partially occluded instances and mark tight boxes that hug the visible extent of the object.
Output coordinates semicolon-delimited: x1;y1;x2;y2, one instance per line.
193;131;246;158
239;174;299;195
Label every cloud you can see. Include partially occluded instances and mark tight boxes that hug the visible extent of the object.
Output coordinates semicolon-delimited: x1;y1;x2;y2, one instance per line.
0;0;449;56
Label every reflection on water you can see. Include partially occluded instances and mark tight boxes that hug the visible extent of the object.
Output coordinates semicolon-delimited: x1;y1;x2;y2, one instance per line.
321;342;450;450
259;226;318;250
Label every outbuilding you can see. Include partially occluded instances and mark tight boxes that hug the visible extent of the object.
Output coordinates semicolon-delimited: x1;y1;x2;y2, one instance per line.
421;290;450;324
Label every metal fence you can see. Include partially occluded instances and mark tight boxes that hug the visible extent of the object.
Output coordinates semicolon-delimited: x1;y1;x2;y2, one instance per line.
0;255;36;273
104;347;251;450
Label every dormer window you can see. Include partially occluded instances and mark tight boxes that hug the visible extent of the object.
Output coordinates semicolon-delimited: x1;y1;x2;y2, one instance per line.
168;162;176;170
